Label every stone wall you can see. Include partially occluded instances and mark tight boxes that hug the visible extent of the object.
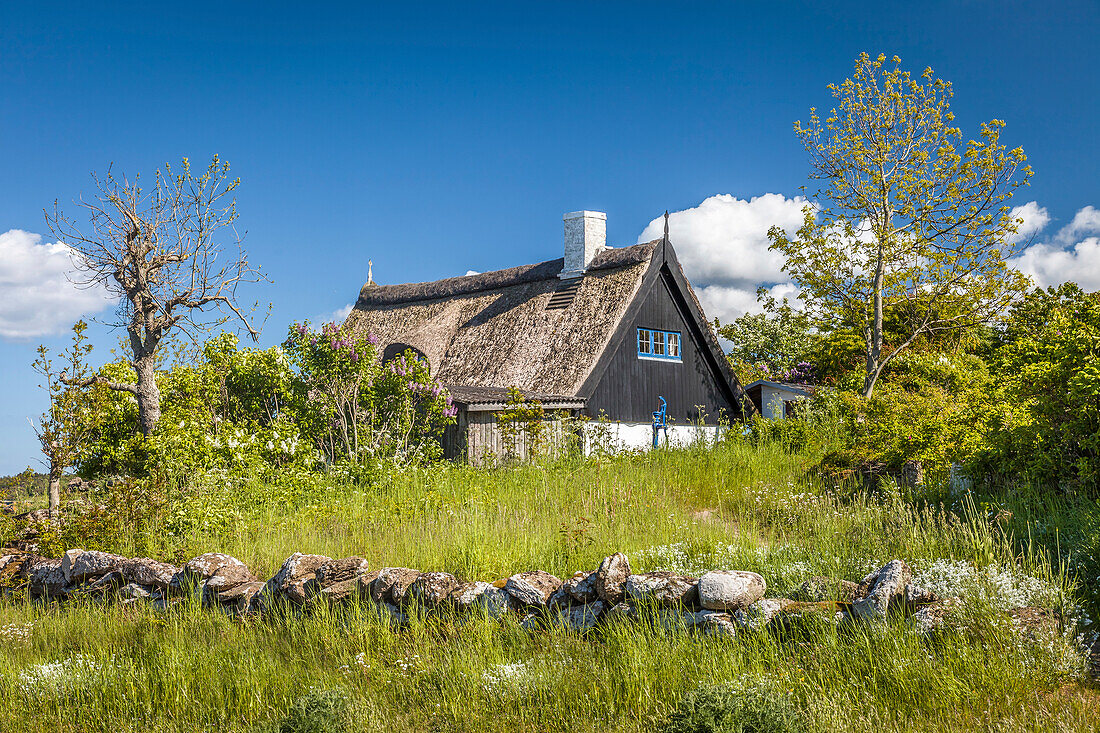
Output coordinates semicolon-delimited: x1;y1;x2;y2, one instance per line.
0;548;1088;665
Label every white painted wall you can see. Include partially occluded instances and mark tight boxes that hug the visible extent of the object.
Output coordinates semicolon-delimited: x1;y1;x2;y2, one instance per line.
759;385;808;419
581;421;724;454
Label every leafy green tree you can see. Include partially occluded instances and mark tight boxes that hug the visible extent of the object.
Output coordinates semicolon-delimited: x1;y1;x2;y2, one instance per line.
769;53;1031;398
980;284;1100;486
716;289;817;384
282;322;456;464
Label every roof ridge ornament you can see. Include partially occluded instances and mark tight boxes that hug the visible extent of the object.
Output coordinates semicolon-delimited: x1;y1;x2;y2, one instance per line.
663;211;670;242
367;259;375;286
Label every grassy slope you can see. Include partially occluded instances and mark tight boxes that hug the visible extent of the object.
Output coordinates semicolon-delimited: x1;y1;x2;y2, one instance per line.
1;441;1098;732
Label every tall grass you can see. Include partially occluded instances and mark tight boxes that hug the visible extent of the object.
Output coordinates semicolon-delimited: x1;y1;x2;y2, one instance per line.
2;439;1098;732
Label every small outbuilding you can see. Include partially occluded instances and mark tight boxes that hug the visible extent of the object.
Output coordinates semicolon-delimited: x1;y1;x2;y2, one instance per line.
744;380;815;420
343;211;753;463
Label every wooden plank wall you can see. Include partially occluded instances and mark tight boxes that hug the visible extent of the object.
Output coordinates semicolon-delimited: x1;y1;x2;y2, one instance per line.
464;411;578;466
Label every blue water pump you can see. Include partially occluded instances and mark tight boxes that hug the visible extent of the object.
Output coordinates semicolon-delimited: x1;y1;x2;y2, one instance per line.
652;396;668;448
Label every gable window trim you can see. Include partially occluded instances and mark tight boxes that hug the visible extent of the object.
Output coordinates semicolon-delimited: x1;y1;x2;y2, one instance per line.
637;327;682;362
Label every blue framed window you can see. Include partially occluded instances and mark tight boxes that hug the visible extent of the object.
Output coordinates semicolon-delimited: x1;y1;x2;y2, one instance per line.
637;328;682;362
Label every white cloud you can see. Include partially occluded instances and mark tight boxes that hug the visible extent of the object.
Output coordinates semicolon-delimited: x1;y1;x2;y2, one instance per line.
316;303;353;325
1007;201;1050;244
1012;237;1100;291
1055;205;1100;245
0;229;112;340
637;193;807;323
1009;204;1100;291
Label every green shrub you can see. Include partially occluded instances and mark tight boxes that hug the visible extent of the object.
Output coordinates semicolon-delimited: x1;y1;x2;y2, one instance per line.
658;682;805;733
277;688;353;733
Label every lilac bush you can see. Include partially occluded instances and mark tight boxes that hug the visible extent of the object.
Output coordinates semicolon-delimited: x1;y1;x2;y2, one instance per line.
283;321;455;464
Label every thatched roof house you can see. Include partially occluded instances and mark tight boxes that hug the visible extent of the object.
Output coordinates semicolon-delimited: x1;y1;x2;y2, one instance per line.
344;211;751;462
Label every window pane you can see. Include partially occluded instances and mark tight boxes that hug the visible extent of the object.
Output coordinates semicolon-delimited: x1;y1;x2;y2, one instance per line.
653;331;665;355
668;332;680;357
638;329;651;354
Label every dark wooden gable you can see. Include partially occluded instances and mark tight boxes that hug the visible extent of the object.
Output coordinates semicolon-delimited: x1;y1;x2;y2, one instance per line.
579;239;751;425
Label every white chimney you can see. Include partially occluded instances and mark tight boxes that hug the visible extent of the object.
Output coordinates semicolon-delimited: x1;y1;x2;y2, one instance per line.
560;210;606;279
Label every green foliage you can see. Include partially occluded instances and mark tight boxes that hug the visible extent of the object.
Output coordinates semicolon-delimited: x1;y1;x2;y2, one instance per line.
282;321;456;465
979;284;1100;486
839;351;993;475
716;289;817;383
659;682;805;733
277;688;354;733
74;334;311;478
771;52;1031;397
496;386;549;462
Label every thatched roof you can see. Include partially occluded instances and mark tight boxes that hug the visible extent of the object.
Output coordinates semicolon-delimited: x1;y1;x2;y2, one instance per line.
344;241;660;396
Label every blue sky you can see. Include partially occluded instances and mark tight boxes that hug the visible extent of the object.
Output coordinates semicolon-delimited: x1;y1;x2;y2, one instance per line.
2;1;1098;473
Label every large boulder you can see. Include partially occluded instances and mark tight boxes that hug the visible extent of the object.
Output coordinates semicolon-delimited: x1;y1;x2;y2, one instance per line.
624;572;699;608
169;553;258;603
62;549;127;585
562;570;599;604
697;570;766;611
263;553;333;606
505;571;562;608
121;557;179;590
408;572;459;608
851;560;911;620
370;568;421;606
594;553;631;604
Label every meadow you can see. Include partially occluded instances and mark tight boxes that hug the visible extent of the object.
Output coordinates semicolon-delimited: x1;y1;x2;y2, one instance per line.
1;439;1098;732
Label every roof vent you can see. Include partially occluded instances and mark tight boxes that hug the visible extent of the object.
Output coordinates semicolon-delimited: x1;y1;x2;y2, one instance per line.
545;278;582;310
560;210;606;279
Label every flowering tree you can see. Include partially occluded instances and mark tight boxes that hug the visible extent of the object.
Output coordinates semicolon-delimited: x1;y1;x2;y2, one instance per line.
283;322;456;463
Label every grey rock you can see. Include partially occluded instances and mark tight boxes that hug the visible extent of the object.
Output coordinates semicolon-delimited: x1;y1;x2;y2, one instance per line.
733;597;791;630
119;582;151;600
503;571;559;607
594;553;631;604
692;610;738;638
605;601;639;621
121;557;179;589
170;553;257;597
408;571;459;608
370;568;421;605
263;553;333;606
562;570;599;604
62;549;127;584
851;560;911;620
624;572;699;608
505;571;562;608
697;570;766;611
314;557;371;588
551;600;605;631
26;557;66;598
217;581;265;614
449;581;515;616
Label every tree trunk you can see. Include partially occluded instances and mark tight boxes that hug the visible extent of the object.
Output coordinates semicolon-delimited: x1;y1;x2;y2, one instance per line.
135;355;162;436
47;466;62;521
862;239;887;399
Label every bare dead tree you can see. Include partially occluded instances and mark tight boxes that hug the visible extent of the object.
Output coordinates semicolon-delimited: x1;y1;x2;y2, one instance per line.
46;155;264;436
